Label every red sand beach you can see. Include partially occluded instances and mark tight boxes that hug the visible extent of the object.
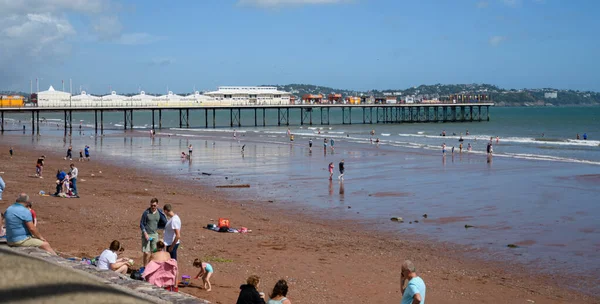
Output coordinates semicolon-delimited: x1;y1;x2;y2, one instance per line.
0;141;598;304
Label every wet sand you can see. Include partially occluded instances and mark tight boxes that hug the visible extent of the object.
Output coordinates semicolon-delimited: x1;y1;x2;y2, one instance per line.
1;135;599;303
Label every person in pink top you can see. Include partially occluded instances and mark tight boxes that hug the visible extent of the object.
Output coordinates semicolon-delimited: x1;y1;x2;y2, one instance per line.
328;162;334;180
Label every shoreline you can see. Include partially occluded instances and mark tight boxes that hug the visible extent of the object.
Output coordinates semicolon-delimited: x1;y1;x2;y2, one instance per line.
0;136;598;303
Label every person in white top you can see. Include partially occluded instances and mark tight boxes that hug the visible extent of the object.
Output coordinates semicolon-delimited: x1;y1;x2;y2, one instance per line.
163;204;181;260
69;163;79;196
97;240;131;274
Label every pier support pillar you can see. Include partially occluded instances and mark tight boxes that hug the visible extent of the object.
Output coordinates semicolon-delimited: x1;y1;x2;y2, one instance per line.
100;110;104;134
1;111;4;133
309;109;312;125
478;106;482;122
470;106;473;121
230;108;233;128
263;108;266;126
277;108;281;126
212;109;216;128
342;107;345;124
286;108;289;126
151;109;155;130
31;111;35;135
69;110;72;132
179;109;182;128
124;110;128;130
64;111;67;130
95;110;98;134
205;109;209;128
159;109;162;129
254;108;257;127
186;109;190;128
349;107;352;124
487;106;490;121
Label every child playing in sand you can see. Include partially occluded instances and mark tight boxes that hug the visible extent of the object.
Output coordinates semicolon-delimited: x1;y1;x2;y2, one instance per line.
193;259;213;291
36;156;45;178
79;149;84;162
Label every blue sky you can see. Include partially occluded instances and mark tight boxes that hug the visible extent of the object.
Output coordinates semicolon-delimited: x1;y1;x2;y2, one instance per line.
1;0;599;94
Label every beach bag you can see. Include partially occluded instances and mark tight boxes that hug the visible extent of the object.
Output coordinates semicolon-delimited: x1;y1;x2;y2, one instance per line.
218;218;230;229
130;269;143;281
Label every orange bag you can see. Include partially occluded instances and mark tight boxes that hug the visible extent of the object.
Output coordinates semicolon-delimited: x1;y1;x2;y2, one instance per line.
218;218;230;229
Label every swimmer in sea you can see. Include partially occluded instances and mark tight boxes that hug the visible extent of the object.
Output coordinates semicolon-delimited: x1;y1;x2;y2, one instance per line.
442;143;446;155
459;143;463;153
467;143;472;151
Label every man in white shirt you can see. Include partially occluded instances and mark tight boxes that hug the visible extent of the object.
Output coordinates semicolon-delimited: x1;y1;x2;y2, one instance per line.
163;204;181;260
97;240;130;274
69;163;79;196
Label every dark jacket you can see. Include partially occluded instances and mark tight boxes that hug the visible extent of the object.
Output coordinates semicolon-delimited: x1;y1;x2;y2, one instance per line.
139;208;167;233
236;284;265;304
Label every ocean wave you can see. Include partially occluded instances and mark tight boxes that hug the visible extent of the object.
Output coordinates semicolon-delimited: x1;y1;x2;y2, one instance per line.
396;133;600;147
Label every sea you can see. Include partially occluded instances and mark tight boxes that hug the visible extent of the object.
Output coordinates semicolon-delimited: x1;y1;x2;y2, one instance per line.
1;106;599;294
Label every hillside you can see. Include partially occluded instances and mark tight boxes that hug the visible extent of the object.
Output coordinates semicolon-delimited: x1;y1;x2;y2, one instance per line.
4;84;600;106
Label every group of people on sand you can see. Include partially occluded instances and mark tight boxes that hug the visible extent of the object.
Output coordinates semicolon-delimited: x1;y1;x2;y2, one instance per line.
54;163;79;197
328;160;345;180
64;145;91;162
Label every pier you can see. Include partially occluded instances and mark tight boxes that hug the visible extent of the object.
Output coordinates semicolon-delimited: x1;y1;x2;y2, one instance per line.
0;103;493;135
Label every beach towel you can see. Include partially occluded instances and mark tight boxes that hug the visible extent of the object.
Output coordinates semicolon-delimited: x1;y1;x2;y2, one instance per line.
205;226;251;233
142;259;178;288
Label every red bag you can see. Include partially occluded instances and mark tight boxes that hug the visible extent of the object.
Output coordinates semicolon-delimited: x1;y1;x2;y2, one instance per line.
218;218;230;229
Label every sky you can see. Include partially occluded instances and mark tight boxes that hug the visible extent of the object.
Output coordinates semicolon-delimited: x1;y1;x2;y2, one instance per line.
1;0;599;94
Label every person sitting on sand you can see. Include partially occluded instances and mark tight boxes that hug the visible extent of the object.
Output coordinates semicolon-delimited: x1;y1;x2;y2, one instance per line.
267;279;292;304
4;193;56;255
142;240;178;288
97;240;131;274
193;258;214;291
150;240;171;263
54;170;68;196
400;260;426;304
0;175;5;201
236;275;266;304
26;202;37;226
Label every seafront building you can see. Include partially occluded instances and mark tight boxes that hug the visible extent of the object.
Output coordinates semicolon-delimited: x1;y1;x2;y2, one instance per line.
202;86;292;105
33;86;292;107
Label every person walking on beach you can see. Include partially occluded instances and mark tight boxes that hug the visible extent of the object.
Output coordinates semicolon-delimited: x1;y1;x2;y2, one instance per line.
79;149;84;162
140;198;167;266
4;193;56;255
459;143;463;153
442;143;446;156
65;146;73;161
328;162;334;180
400;260;426;304
234;129;237;139
163;204;181;260
84;145;90;161
188;144;193;157
35;156;45;178
338;160;345;180
9;146;13;158
309;139;313;152
486;142;493;155
323;138;328;152
496;136;499;144
583;133;588;140
330;139;335;152
69;163;79;197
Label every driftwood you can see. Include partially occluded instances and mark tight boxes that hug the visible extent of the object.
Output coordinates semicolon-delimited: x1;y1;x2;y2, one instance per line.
216;184;250;188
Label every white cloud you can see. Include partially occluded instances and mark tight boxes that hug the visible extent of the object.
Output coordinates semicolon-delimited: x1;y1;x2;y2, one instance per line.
489;35;507;46
476;1;489;8
0;0;161;86
92;15;123;40
238;0;349;8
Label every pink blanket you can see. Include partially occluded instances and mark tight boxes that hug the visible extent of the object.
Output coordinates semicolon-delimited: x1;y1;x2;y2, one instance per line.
142;259;178;287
